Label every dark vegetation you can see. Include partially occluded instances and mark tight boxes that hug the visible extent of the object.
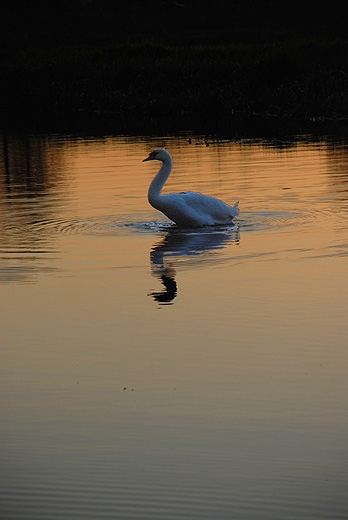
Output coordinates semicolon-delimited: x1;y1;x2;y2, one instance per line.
1;0;348;134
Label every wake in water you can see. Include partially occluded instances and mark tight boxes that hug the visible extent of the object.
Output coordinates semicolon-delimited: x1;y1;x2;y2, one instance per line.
32;216;237;236
237;211;307;233
30;216;169;236
30;209;310;238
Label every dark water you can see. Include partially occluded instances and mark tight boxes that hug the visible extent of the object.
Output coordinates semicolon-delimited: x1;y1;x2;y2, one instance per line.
1;134;348;519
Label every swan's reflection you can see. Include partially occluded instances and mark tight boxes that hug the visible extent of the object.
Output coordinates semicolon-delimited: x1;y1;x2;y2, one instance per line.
149;225;239;305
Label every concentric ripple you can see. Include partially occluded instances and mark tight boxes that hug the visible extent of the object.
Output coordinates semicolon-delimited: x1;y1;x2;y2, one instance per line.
29;210;308;238
228;211;307;233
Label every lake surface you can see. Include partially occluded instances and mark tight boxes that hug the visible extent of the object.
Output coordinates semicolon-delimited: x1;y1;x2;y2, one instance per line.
1;133;347;520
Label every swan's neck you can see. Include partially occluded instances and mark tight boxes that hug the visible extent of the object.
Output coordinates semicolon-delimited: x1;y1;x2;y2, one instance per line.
148;156;172;207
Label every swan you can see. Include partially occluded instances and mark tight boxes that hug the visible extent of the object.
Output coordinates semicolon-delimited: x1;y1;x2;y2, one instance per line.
143;148;239;227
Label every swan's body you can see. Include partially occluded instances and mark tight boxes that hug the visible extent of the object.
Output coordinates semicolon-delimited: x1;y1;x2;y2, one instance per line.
143;148;239;227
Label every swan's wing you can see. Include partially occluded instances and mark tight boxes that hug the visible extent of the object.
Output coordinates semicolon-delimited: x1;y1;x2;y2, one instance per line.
179;191;239;217
159;192;238;227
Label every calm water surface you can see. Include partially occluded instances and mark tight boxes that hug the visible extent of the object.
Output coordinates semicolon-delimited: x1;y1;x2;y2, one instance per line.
1;134;347;520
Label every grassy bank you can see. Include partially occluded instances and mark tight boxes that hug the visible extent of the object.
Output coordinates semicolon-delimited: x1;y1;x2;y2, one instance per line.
2;39;348;132
1;1;348;133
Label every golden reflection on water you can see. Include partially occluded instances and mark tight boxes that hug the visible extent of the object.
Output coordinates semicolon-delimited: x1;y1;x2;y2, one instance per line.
1;134;348;520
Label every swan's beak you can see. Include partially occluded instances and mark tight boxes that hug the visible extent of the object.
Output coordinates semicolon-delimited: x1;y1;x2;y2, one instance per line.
143;155;152;162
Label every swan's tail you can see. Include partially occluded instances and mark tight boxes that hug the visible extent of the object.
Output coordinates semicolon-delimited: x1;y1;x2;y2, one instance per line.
232;201;239;217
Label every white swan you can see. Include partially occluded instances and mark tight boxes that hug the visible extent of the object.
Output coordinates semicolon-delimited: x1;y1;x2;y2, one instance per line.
143;148;239;227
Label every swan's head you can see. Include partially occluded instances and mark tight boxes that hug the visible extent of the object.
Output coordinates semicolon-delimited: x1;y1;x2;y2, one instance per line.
143;148;170;163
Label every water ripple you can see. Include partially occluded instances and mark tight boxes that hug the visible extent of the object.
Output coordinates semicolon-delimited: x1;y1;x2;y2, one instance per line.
31;216;174;236
236;211;307;233
30;210;307;237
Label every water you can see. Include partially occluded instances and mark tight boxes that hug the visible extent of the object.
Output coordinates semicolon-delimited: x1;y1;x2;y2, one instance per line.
1;133;347;520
